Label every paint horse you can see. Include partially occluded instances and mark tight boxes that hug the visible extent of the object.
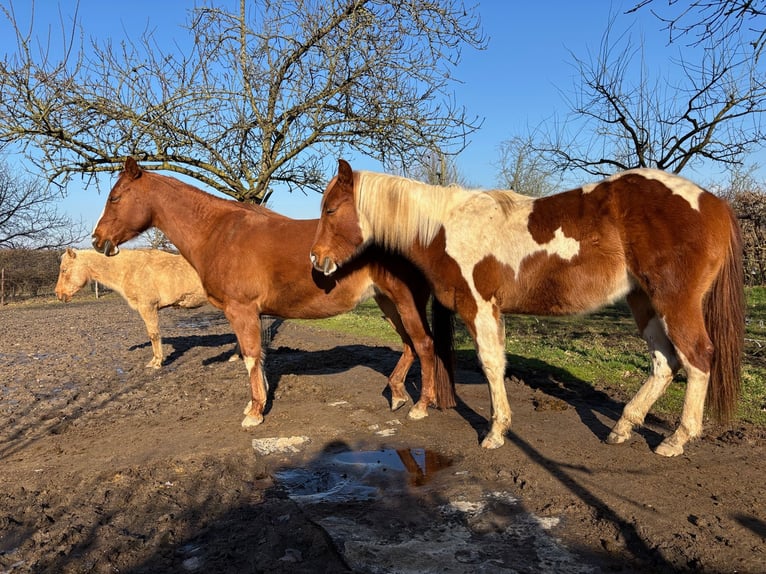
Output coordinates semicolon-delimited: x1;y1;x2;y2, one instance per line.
56;247;212;368
91;158;455;429
310;159;745;456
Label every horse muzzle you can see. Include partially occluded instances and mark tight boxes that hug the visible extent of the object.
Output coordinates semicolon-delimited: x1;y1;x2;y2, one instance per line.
92;236;120;257
309;252;338;276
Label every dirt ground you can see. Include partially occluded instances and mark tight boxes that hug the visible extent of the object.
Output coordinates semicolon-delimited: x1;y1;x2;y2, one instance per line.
1;295;765;574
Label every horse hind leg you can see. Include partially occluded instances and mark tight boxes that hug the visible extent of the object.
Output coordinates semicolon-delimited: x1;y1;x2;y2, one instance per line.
138;305;163;369
654;311;713;457
607;292;680;448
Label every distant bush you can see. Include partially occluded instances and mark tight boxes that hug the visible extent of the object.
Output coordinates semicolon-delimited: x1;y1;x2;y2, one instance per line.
729;190;766;287
0;249;62;302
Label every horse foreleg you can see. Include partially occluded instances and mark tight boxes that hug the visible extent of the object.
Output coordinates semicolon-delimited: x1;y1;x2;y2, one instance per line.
375;292;436;420
474;307;511;449
137;305;163;369
389;344;416;411
227;311;268;428
373;293;415;411
241;350;268;427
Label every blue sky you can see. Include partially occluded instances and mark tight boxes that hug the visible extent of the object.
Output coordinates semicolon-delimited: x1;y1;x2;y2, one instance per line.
1;1;763;235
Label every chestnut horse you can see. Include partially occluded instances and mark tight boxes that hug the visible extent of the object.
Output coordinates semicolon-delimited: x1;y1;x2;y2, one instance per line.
56;247;211;368
310;159;745;456
92;158;455;428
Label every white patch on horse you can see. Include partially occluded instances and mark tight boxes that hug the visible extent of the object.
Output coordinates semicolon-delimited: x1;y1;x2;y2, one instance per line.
444;194;580;298
582;168;703;211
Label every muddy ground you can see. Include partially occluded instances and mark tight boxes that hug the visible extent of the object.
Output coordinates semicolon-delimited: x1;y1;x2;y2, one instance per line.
1;295;764;574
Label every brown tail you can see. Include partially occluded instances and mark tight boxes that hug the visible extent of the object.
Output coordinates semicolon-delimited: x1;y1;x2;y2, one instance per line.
432;297;458;409
704;205;745;424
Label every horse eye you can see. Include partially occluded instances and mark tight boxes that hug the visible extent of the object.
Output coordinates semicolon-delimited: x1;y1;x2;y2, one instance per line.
109;195;121;203
325;207;336;215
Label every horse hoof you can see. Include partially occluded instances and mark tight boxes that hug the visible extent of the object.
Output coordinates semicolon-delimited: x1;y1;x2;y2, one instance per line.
605;430;631;445
146;360;162;369
390;396;409;411
480;433;505;449
655;438;684;457
228;354;241;362
241;414;264;428
407;404;429;420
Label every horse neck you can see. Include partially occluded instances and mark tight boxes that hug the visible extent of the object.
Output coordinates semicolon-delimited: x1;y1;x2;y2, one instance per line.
146;176;226;265
77;251;128;296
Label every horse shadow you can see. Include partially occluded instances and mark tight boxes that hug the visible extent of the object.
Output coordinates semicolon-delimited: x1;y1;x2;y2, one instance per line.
129;316;285;366
128;333;239;365
262;342;422;413
451;347;669;450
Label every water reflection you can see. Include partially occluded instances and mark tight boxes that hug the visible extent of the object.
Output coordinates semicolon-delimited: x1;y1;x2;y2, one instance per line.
275;447;452;503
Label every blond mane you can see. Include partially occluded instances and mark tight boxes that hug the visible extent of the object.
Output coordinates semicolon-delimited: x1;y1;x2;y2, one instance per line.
354;171;529;250
354;171;467;250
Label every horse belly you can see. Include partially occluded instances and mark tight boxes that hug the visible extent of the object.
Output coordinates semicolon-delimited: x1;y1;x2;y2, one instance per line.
260;275;375;319
503;262;632;316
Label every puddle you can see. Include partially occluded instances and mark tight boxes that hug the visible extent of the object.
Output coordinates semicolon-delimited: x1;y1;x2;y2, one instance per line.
274;449;596;573
275;448;451;504
334;448;452;486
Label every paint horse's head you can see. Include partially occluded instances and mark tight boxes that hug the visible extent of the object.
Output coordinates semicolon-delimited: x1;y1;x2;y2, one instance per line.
310;159;366;276
55;247;86;302
92;158;154;257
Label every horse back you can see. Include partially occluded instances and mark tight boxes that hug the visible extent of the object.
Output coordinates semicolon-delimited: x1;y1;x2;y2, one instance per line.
446;170;733;316
120;250;208;309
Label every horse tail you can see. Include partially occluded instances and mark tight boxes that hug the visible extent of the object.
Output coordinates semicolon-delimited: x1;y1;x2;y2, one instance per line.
704;204;745;424
432;296;458;409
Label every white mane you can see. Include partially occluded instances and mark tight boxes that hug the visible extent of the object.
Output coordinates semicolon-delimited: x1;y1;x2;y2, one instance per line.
355;171;473;250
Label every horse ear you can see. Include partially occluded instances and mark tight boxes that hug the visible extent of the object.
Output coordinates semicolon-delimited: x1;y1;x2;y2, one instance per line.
66;247;75;258
124;157;142;180
337;159;353;186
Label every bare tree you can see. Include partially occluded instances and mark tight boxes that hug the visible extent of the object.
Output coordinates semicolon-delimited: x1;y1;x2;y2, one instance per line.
631;0;766;62
0;0;485;203
529;16;766;177
495;135;561;196
405;147;466;186
0;160;86;249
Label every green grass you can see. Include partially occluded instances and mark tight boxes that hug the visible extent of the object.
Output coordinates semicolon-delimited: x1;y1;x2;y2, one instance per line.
303;287;766;427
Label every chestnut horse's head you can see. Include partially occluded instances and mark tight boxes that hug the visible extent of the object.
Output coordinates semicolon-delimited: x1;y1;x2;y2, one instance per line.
91;158;154;256
55;247;87;302
310;159;366;276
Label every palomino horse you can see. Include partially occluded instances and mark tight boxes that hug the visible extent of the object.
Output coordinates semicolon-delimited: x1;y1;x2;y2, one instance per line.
56;247;211;368
310;159;745;456
92;158;455;428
